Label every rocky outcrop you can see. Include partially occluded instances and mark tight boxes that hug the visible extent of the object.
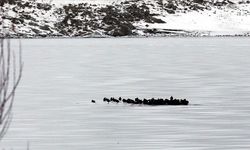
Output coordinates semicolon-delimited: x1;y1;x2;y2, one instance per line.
1;0;250;37
53;2;165;37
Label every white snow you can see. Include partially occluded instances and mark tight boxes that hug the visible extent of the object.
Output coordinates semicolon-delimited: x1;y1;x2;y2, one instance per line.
135;3;250;35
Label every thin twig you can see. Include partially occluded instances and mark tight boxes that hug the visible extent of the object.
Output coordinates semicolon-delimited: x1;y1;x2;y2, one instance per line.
0;39;23;140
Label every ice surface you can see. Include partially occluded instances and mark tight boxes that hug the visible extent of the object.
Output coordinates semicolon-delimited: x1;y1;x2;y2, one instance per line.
1;38;250;150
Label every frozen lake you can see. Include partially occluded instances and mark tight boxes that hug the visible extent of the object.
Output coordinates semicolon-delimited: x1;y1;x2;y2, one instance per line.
1;37;250;149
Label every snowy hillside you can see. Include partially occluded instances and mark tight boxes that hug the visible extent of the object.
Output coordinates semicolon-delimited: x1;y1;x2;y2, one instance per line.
1;0;250;37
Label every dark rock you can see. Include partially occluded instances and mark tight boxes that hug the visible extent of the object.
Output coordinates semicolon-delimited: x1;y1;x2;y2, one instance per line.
28;21;39;27
37;3;52;11
40;25;51;31
31;28;41;34
111;24;133;36
193;0;205;4
12;18;24;24
165;2;178;11
21;14;36;22
144;28;158;34
151;17;166;23
214;0;228;6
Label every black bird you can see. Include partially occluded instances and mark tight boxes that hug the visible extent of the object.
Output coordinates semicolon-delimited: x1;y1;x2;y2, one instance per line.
113;98;119;103
181;99;189;105
103;97;109;102
103;97;110;103
91;100;96;103
170;96;173;101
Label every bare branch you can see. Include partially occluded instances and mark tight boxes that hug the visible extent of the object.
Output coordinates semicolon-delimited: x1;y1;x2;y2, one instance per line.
0;38;23;141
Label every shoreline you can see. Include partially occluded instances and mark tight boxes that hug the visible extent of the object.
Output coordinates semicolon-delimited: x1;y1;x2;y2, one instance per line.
3;33;250;40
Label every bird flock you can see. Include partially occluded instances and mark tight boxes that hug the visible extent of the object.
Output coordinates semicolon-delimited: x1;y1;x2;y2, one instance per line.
100;96;189;105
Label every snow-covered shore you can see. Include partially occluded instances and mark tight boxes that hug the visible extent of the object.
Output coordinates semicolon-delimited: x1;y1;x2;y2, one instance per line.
1;0;250;38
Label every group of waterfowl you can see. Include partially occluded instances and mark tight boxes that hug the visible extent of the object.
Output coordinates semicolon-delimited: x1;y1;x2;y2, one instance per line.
101;96;189;105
